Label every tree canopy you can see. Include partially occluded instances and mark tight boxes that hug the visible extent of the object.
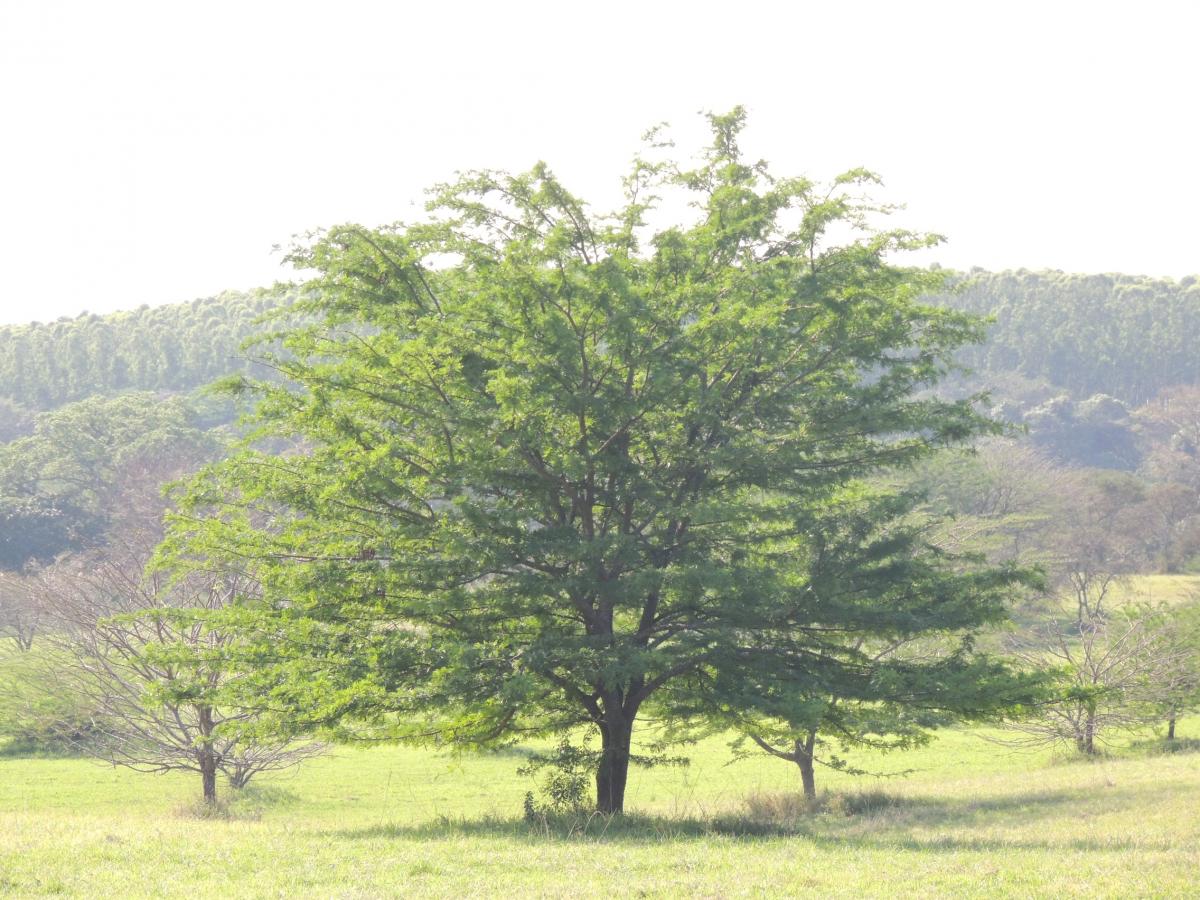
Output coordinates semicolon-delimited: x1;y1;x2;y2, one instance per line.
169;109;1037;813
716;484;1040;799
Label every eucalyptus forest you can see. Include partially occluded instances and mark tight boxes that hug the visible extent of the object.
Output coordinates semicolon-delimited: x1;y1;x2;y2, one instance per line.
1;112;1198;898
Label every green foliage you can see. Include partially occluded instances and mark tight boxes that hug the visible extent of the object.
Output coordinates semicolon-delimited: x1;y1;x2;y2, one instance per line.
0;393;216;569
1151;599;1200;729
0;647;97;755
1023;392;1140;469
520;737;594;819
168;109;1032;813
519;732;688;819
720;483;1045;793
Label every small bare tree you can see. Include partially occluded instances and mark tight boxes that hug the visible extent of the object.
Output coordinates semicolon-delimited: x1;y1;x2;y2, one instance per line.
1048;473;1149;626
1008;606;1184;755
0;568;44;651
40;528;322;804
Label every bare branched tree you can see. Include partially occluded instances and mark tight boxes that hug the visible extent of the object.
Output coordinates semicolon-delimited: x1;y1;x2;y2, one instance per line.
0;568;42;651
1007;607;1185;755
38;526;322;804
916;440;1072;570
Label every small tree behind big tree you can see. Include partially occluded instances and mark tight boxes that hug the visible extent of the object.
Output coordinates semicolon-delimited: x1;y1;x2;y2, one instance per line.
717;485;1040;801
32;435;323;805
1149;599;1200;741
169;109;1035;814
41;529;323;804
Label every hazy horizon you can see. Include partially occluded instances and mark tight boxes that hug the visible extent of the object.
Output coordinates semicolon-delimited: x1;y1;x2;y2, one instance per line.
7;262;1200;330
3;0;1197;327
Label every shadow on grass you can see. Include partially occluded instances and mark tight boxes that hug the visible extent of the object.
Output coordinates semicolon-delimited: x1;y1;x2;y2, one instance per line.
326;780;1186;850
332;811;782;843
1127;737;1200;756
0;739;87;760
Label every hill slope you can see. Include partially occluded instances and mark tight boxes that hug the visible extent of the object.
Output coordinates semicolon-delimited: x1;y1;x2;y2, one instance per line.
0;290;285;413
930;269;1200;405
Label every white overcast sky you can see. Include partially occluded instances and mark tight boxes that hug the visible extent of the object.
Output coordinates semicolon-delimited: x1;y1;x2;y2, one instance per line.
1;0;1196;325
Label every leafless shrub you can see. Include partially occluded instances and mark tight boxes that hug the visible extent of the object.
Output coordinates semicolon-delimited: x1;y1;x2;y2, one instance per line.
0;568;44;651
1006;606;1186;755
36;524;323;803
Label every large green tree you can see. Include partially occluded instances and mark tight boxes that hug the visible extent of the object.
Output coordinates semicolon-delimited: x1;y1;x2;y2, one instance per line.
170;110;1031;813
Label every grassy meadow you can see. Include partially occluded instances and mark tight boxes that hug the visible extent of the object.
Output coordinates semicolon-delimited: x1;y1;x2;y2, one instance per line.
1;718;1197;898
1;574;1198;898
1114;573;1200;607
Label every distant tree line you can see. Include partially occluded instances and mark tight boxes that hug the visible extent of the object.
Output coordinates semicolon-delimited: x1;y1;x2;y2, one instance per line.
930;269;1200;406
0;290;287;415
0;393;216;569
7;270;1200;423
913;438;1200;755
7;271;1198;439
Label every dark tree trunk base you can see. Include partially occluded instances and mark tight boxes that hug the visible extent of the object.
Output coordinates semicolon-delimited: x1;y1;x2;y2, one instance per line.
798;754;816;801
595;714;634;814
201;756;218;804
797;731;817;801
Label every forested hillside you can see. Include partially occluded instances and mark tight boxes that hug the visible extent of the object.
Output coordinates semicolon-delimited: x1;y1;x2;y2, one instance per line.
931;270;1200;405
6;271;1197;424
4;270;1197;424
0;290;286;413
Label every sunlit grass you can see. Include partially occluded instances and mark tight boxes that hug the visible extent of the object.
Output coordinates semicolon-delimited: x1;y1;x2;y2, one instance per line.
1;597;1198;898
1115;573;1200;607
0;575;1195;897
0;716;1196;898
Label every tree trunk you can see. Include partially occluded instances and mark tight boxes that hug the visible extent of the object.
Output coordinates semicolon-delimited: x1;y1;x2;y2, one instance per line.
796;731;817;801
1167;716;1177;742
197;704;218;804
200;752;218;804
595;711;634;814
1082;712;1097;755
228;764;250;790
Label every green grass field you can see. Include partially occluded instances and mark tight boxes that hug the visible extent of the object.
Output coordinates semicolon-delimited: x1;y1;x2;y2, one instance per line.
1;718;1197;898
2;574;1198;898
1115;573;1200;607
